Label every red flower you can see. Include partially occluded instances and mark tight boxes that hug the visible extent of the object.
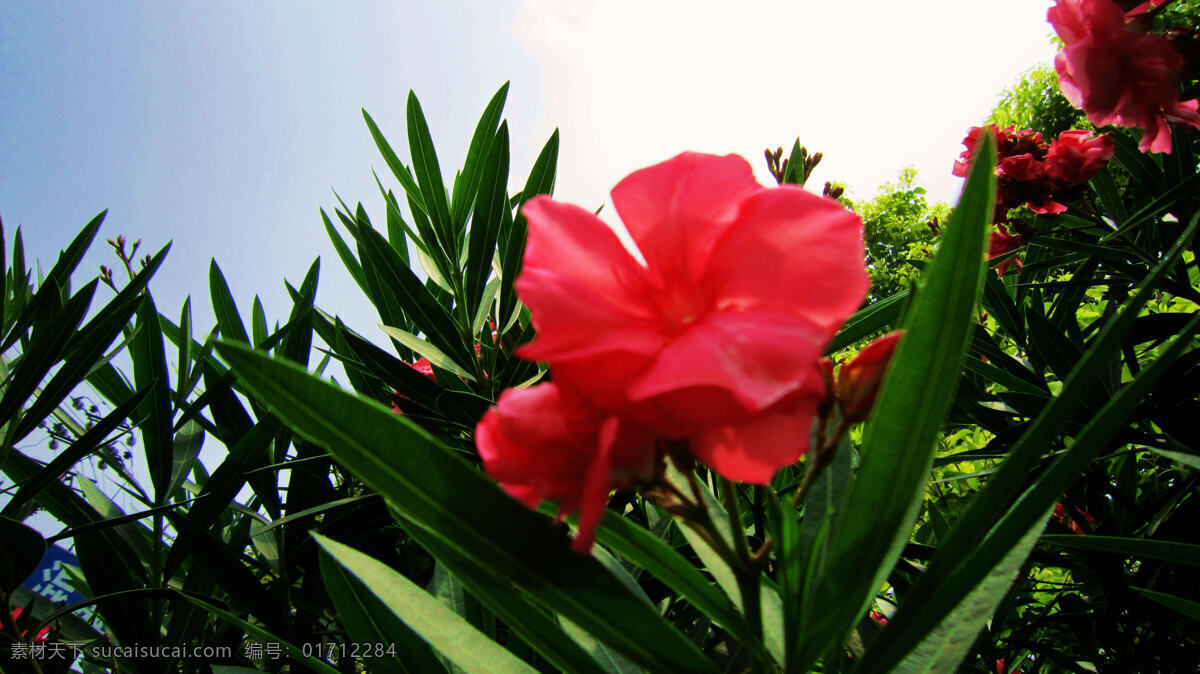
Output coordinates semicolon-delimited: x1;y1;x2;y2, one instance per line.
1049;0;1200;153
390;357;438;414
1044;130;1116;183
10;607;51;643
953;125;995;178
410;357;435;380
989;224;1026;276
998;154;1065;215
514;152;869;483
836;331;904;423
475;383;657;552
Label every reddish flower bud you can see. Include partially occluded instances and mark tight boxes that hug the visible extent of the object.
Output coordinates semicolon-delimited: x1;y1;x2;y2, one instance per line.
836;331;904;422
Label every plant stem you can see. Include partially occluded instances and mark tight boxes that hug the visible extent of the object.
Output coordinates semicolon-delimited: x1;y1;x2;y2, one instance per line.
718;476;765;674
792;418;848;507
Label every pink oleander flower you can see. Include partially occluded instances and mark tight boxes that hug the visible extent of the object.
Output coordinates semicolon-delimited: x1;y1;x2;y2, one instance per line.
997;154;1065;215
514;152;869;483
1044;130;1116;183
1049;0;1200;153
954;126;1047;178
989;224;1026;276
409;357;435;380
475;382;657;552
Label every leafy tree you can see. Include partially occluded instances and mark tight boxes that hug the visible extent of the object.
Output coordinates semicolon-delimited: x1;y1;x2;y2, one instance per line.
845;168;947;303
988;64;1088;137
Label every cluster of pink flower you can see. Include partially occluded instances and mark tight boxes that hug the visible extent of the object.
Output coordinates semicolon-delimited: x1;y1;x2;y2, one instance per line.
1049;0;1200;153
954;125;1115;219
953;125;1115;275
474;152;880;552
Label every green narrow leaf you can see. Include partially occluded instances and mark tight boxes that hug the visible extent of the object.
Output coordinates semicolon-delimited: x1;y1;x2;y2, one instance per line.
166;420;205;500
0;280;96;424
1147;447;1200;469
354;223;474;368
907;212;1200;597
827;291;909;353
797;131;996;668
453;82;510;228
216;342;718;674
668;462;783;665
209;260;250;345
321;208;371;295
407;91;456;259
131;293;174;501
890;510;1050;674
1132;587;1200;619
316;534;536;674
383;188;414;264
1040;535;1200;567
362;109;427;215
499;128;559;327
0;211;104;353
2;389;150;517
593;509;754;648
175;296;194;407
251;295;267;347
402;521;608;674
318;546;447;674
378;325;476;382
464;122;510;322
175;592;339;674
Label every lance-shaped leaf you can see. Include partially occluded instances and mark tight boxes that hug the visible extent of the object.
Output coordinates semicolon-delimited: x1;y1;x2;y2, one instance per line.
453;82;510;229
795;132;996;668
407;91;456;261
317;534;534;673
216;342;717;674
464;122;510;324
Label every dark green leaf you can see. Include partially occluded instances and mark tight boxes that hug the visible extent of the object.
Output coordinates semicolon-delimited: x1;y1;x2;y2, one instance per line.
407;91;456;259
217;342;717;674
453;82;510;229
316;533;536;673
131;293;174;501
3;389;150;517
464;122;510;323
403;523;607;674
209;259;250;345
797;131;996;669
318;545;447;674
0;517;45;594
1041;534;1200;567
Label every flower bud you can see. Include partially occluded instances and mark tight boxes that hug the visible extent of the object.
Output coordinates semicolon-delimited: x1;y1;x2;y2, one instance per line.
836;331;904;422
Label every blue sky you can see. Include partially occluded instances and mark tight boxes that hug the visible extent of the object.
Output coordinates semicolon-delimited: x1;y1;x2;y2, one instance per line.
1;1;1060;523
3;1;1058;337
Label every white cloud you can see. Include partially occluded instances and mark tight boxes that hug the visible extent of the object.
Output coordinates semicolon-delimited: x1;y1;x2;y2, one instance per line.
514;0;1057;209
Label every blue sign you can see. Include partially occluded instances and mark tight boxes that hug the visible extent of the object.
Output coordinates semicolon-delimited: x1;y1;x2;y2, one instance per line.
21;544;93;622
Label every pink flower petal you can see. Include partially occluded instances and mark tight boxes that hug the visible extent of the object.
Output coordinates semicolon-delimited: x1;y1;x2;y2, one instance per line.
628;308;829;425
516;197;669;362
704;187;869;329
611;152;762;283
690;399;820;484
